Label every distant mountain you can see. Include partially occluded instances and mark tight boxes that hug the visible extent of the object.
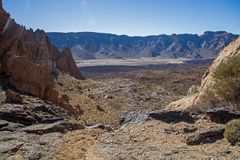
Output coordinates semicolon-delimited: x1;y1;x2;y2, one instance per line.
47;31;238;60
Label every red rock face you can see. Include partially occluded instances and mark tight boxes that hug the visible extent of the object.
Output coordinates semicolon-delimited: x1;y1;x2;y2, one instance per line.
0;0;84;103
56;48;84;79
4;56;59;103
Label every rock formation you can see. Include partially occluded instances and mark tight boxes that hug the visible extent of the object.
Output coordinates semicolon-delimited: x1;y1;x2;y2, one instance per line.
0;0;84;103
168;37;240;109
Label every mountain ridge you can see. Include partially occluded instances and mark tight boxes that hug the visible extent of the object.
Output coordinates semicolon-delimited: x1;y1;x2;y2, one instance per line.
47;31;238;60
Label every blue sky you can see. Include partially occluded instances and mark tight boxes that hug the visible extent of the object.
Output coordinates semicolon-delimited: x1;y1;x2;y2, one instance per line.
3;0;240;36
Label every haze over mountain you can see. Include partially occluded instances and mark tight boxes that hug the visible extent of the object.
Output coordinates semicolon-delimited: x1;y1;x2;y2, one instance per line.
47;31;238;60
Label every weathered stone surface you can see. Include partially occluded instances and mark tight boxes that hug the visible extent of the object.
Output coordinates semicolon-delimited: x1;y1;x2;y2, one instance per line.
182;125;197;133
187;85;199;96
0;120;24;132
120;112;150;125
56;48;85;80
120;109;197;125
0;131;63;160
0;140;24;154
0;104;37;125
0;1;84;103
207;107;240;124
186;126;225;145
0;120;8;128
4;56;58;103
0;103;69;126
21;121;84;134
20;121;66;134
149;109;196;124
5;90;23;104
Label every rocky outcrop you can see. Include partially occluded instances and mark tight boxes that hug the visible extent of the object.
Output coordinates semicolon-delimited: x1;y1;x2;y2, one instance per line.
56;48;84;79
4;56;59;103
148;109;196;124
193;37;240;104
0;102;69;126
168;37;240;109
186;126;225;145
0;0;84;103
120;109;197;125
206;107;240;124
21;121;84;134
0;93;84;159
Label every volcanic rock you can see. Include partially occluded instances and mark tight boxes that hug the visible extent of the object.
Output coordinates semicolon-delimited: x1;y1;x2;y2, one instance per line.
148;109;196;124
186;126;225;145
5;90;23;104
20;121;83;134
0;0;84;103
0;102;69;126
206;107;240;124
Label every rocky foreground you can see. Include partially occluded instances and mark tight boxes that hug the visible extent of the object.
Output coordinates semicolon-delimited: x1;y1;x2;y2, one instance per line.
1;74;240;160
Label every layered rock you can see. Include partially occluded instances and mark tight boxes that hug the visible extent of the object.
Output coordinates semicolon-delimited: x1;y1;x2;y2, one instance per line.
168;37;240;109
0;0;84;103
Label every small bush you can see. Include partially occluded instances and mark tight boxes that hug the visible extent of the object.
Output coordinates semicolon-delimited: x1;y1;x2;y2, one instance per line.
67;119;85;130
213;55;240;107
224;119;240;145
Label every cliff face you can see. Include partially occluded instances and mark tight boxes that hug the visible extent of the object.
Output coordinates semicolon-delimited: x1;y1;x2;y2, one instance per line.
0;1;84;103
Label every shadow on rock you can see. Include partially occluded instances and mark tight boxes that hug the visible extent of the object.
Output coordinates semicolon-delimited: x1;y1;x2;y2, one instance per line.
148;109;196;124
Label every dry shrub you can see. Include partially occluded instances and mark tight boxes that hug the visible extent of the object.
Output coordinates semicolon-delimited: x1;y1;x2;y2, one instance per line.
224;119;240;145
213;55;240;105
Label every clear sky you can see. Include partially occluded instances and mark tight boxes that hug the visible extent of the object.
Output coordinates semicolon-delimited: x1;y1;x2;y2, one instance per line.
2;0;240;36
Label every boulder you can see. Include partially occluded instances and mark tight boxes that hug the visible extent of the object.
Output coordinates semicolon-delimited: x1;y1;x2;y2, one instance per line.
207;107;240;124
120;112;150;125
120;109;197;125
186;126;225;145
148;109;196;124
